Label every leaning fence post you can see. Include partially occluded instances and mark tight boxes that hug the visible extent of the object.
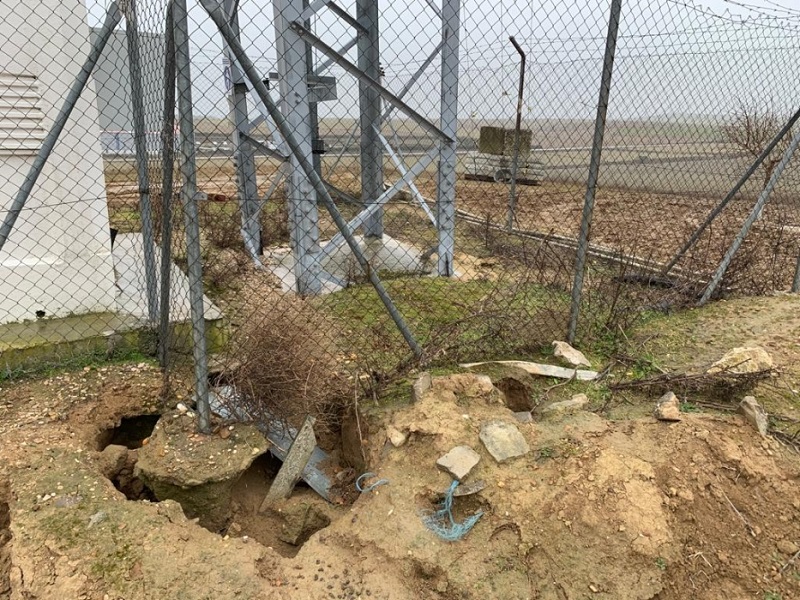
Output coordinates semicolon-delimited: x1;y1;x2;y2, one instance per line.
201;0;422;358
567;0;623;345
174;0;211;432
699;126;800;305
0;2;122;254
663;106;800;276
158;3;177;368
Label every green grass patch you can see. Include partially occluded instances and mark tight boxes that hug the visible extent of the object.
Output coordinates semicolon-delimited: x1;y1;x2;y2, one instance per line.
318;276;567;372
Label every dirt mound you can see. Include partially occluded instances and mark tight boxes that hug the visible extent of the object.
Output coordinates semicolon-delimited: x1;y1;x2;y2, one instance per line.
304;373;799;599
0;366;798;599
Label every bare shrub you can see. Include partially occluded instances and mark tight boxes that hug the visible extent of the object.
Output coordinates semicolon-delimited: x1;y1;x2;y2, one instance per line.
722;100;793;189
199;201;244;251
227;294;350;440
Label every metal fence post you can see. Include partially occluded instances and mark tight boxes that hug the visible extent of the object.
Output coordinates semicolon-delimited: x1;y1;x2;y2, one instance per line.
221;0;262;262
174;0;211;432
699;126;800;305
201;0;422;357
158;3;177;368
507;36;526;232
663;106;800;276
437;0;460;276
273;0;323;295
0;2;123;254
124;0;159;325
357;0;384;238
567;0;623;344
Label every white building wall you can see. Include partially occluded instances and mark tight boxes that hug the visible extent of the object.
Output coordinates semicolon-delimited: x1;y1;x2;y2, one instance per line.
0;0;117;324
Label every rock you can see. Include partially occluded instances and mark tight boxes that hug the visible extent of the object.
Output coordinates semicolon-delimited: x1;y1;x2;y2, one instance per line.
777;539;799;555
479;421;530;463
97;444;129;479
541;394;589;417
431;373;497;399
461;360;598;381
176;403;189;414
513;411;533;423
279;503;331;546
436;446;481;480
739;396;769;437
552;341;591;368
386;426;407;448
411;372;432;402
707;346;773;375
88;511;108;528
654;392;681;422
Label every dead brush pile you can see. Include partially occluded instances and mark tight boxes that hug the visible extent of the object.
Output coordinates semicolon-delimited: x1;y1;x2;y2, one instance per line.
226;294;350;443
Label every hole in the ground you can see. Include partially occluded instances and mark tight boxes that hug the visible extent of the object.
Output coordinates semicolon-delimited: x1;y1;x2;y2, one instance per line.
98;443;158;502
0;481;11;597
112;462;157;502
225;453;330;557
97;414;160;450
495;377;532;412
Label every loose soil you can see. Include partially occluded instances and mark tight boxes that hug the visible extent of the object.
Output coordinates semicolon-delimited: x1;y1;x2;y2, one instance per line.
0;296;798;599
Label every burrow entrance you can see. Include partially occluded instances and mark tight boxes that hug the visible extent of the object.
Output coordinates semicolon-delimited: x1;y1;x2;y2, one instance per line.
225;453;335;557
97;414;160;450
97;414;160;501
95;414;342;553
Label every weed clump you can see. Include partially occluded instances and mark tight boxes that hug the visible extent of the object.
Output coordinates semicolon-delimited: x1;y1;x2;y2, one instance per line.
227;294;350;440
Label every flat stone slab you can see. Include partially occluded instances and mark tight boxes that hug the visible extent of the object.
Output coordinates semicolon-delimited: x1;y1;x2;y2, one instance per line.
461;360;598;381
261;416;317;510
541;394;589;417
552;341;591;368
739;396;768;436
479;421;530;463
436;446;481;481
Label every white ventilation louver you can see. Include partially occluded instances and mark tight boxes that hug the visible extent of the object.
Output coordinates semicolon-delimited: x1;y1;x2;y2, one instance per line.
0;72;46;155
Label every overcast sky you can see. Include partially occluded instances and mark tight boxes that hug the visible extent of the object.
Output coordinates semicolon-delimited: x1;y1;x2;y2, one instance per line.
84;0;800;125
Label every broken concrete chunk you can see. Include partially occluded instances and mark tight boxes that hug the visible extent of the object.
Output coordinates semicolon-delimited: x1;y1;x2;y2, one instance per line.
514;411;533;423
552;341;592;368
739;396;768;437
460;361;598;381
261;416;317;510
707;346;773;375
411;372;432;402
278;503;331;546
97;444;129;479
436;446;481;480
386;426;407;448
479;421;530;463
541;394;589;417
654;392;681;422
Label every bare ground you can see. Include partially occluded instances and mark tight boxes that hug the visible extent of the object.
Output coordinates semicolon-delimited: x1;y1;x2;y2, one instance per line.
0;294;798;599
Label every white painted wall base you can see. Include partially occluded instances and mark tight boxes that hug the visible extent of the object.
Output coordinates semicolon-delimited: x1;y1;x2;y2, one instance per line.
0;0;117;325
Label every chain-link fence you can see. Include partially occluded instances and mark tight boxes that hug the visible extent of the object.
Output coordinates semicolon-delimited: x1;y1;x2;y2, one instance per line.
2;0;800;431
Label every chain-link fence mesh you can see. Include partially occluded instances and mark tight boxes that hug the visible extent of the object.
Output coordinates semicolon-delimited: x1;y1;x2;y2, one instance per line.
2;0;800;432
